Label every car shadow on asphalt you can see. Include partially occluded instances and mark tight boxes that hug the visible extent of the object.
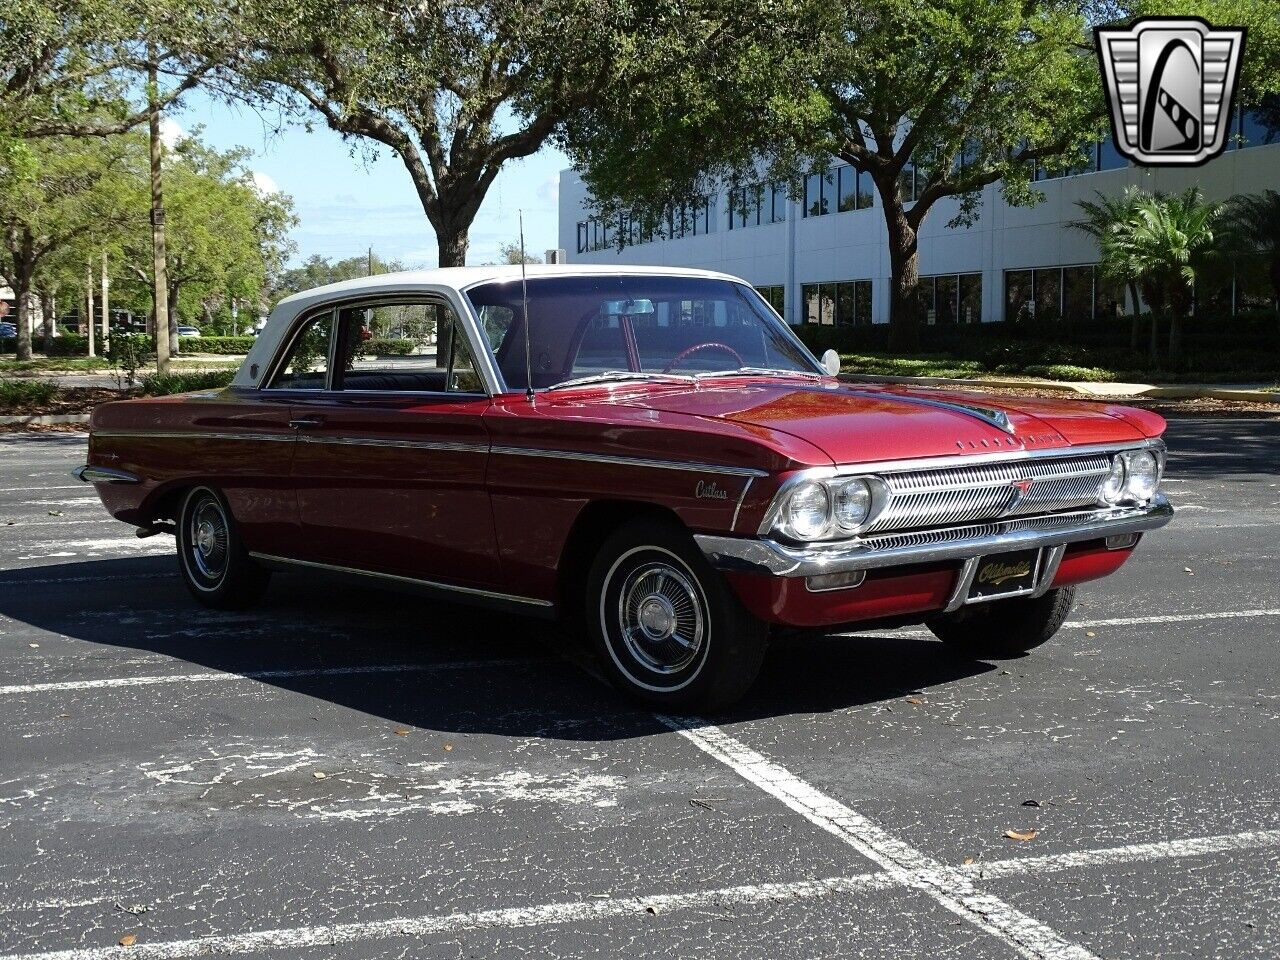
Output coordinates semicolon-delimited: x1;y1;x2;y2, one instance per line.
1;555;993;738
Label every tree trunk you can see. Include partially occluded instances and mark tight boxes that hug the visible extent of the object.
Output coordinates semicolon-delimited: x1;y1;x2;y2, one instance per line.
1168;282;1191;361
436;226;469;268
168;280;180;357
40;291;55;354
13;274;33;362
1168;307;1183;361
882;198;921;353
1270;255;1280;336
148;55;172;376
7;228;36;362
1127;282;1142;351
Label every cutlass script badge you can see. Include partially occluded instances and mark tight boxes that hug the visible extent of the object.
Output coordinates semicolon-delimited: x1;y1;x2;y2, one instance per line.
695;481;730;500
978;560;1033;586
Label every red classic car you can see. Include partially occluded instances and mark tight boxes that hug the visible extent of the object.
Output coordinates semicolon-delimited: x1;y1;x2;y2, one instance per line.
76;266;1173;708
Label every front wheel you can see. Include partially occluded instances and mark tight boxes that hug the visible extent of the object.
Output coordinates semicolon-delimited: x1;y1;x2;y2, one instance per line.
926;585;1075;659
586;518;767;711
176;486;271;610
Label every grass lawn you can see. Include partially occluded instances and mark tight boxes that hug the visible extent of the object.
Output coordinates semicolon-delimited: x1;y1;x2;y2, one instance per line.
840;352;1279;387
0;353;243;375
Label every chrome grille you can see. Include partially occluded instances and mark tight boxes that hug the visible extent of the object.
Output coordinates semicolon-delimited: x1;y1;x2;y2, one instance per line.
863;453;1111;534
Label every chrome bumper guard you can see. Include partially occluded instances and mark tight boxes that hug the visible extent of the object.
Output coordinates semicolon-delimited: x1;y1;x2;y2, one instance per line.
695;497;1174;577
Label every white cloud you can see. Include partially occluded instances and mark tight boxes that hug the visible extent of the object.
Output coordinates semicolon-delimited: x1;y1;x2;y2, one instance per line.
536;173;559;206
159;118;185;148
251;171;280;196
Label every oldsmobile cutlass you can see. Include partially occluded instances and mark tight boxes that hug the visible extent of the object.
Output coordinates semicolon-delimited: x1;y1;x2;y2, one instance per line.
76;266;1173;708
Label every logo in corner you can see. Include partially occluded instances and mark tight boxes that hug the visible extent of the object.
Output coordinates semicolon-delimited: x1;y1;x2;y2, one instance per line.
1096;17;1246;167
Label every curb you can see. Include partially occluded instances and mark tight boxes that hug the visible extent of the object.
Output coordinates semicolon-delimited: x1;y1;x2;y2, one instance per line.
839;373;1280;403
0;413;91;426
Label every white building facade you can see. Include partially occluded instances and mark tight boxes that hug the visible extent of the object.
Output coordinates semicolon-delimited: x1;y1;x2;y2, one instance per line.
558;118;1279;328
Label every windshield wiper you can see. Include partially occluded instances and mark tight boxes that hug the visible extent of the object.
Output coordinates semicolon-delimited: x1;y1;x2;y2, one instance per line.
544;371;694;392
694;366;824;380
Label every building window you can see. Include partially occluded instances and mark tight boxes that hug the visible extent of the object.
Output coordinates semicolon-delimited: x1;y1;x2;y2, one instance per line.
755;285;785;317
959;273;982;324
896;165;916;204
802;280;872;325
919;273;981;324
576;221;589;254
1062;266;1094;320
1005;270;1034;322
837;166;858;213
770;182;788;222
1004;265;1120;321
804;170;833;217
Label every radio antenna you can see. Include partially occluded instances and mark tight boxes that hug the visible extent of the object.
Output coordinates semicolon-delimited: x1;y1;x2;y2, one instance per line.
518;209;534;402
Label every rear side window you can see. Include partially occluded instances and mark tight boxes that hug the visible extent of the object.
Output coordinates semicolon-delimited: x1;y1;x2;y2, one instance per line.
268;312;333;389
333;300;483;394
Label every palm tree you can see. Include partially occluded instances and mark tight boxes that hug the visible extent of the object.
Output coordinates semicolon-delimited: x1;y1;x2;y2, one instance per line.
1219;189;1280;331
1071;187;1148;349
1100;188;1220;361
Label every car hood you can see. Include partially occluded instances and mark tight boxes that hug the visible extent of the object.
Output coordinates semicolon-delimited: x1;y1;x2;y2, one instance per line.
608;380;1158;465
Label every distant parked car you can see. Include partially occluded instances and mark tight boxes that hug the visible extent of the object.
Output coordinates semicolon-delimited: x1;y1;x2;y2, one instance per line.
177;326;202;337
0;321;16;339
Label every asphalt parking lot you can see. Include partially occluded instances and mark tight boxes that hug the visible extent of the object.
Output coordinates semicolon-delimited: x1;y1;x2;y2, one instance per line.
1;419;1278;960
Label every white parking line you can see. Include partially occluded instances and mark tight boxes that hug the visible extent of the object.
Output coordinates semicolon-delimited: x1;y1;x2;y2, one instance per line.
0;573;175;588
0;659;539;696
6;827;1279;959
662;716;1097;960
1067;609;1280;629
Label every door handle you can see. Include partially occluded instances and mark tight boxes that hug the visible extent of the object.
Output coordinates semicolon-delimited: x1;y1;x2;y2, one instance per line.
289;418;324;430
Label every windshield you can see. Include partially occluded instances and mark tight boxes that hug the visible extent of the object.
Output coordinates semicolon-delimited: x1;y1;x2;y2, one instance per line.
465;275;821;391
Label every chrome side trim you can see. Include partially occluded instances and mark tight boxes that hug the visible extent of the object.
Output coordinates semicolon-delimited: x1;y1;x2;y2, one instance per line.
91;430;295;443
247;553;554;608
1031;544;1068;598
72;465;141;484
731;476;755;533
296;435;488;454
943;558;980;612
698;498;1174;578
489;445;769;478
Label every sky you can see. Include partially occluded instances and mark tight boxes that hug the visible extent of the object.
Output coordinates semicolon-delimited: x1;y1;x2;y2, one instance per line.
172;90;571;269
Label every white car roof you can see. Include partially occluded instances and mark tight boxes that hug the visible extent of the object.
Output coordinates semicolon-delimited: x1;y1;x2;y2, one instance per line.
233;264;749;389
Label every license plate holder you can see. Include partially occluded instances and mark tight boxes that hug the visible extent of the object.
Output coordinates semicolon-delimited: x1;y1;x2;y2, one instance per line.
967;548;1044;603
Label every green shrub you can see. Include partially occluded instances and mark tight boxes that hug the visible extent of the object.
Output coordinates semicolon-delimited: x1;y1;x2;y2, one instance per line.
0;378;60;408
366;338;414;356
141;369;236;395
181;336;256;355
47;334;89;357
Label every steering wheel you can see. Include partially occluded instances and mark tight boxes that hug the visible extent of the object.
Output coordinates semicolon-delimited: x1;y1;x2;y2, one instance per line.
662;342;745;374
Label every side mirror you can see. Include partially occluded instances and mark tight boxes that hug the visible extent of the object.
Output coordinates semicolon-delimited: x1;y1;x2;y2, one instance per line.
821;349;841;377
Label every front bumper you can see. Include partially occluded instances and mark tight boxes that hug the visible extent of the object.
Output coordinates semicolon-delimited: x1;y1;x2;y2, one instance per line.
696;497;1173;577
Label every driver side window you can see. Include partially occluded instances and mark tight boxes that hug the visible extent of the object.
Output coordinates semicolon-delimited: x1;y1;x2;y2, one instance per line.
332;300;483;394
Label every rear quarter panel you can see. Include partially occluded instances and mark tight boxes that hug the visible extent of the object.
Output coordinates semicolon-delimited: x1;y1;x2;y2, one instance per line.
87;389;297;550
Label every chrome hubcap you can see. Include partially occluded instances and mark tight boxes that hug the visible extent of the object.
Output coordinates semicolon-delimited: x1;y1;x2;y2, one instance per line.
618;561;704;675
189;497;229;582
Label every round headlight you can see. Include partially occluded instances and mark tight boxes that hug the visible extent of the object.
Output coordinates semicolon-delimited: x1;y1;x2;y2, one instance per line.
784;480;831;540
1099;455;1126;504
831;478;872;531
1126;450;1159;501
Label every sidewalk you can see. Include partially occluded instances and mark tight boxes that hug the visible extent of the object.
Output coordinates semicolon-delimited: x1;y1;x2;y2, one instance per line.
840;372;1280;404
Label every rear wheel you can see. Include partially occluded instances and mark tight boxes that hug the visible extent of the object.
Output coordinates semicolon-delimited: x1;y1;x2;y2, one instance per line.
926;586;1075;659
176;486;271;610
586;518;767;711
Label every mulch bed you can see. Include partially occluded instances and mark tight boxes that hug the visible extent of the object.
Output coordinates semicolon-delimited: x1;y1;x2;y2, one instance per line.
911;384;1280;418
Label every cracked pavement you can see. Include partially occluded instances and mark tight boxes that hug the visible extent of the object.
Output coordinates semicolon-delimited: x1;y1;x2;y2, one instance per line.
0;419;1277;959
